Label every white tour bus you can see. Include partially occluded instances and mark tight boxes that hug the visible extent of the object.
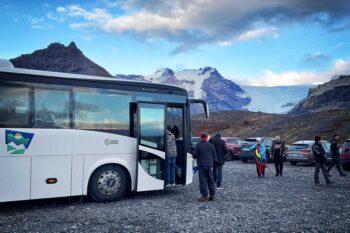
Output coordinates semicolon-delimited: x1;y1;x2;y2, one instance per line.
0;60;208;202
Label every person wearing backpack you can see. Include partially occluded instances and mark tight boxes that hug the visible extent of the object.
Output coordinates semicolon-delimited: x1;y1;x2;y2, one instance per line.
209;132;227;189
165;126;177;187
250;139;267;177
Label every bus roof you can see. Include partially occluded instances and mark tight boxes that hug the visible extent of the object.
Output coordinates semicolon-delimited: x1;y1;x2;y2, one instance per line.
0;60;187;95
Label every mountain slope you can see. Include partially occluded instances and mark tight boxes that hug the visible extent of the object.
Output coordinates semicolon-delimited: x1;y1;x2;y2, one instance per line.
192;109;350;143
10;42;112;77
117;67;251;112
289;75;350;115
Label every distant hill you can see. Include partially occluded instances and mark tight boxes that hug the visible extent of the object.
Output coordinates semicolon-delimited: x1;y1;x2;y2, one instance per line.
289;75;350;115
10;42;112;77
192;109;350;143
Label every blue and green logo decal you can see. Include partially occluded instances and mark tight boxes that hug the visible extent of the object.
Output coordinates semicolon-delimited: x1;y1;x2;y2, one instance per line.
5;130;34;154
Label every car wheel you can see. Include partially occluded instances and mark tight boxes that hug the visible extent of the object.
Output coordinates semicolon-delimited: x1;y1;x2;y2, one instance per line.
225;151;234;161
241;158;248;163
89;165;129;202
290;161;298;166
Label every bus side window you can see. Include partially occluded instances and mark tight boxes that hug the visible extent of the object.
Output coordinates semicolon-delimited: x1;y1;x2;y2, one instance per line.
34;88;70;128
0;85;30;127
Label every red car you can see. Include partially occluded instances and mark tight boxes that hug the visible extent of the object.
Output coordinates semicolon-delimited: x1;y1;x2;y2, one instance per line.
222;137;245;161
340;139;350;168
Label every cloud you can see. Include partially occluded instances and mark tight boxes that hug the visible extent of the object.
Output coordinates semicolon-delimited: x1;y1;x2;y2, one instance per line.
219;27;279;46
57;0;350;53
235;59;350;86
24;15;52;30
305;52;330;62
56;7;66;13
332;42;347;49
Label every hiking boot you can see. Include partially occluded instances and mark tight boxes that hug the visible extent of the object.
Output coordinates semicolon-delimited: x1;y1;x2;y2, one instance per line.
327;180;335;185
275;174;279;176
209;195;215;201
216;186;223;190
315;182;322;186
197;196;209;202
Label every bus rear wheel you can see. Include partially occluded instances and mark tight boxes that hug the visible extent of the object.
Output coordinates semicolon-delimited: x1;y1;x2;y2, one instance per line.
89;165;129;202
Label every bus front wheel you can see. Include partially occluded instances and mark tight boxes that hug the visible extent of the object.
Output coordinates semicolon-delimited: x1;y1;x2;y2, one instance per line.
89;165;129;202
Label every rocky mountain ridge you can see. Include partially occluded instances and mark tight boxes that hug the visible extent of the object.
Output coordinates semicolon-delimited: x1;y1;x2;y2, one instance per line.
10;42;112;77
289;75;350;115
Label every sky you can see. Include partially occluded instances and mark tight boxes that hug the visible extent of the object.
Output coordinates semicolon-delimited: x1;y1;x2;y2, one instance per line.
1;0;350;86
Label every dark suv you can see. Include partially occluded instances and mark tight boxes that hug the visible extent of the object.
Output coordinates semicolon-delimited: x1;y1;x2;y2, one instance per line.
340;139;350;167
238;137;274;162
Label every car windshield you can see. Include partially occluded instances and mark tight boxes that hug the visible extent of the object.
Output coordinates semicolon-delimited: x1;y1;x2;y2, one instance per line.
343;141;350;147
245;138;257;142
227;139;237;144
289;144;310;150
322;142;331;152
262;138;273;147
236;139;245;145
192;137;200;144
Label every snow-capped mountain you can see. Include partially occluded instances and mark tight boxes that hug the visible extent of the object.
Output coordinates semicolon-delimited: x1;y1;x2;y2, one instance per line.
242;85;314;113
116;67;251;112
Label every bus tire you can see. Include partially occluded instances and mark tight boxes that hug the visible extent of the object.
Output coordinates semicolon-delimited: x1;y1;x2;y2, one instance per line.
89;165;129;202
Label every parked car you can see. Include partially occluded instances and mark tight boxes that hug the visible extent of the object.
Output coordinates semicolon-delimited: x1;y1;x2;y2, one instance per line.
222;137;245;161
286;140;332;165
238;137;274;162
340;139;350;167
283;144;290;161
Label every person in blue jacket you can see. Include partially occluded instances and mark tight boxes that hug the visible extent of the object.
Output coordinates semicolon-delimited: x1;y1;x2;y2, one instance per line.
250;139;267;177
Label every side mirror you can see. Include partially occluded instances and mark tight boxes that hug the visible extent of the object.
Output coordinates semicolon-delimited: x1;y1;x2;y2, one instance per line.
189;99;209;118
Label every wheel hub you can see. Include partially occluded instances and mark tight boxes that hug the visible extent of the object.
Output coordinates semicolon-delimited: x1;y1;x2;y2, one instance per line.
97;170;121;195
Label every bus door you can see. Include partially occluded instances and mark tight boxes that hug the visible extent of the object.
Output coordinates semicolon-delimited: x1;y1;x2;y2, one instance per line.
136;102;166;192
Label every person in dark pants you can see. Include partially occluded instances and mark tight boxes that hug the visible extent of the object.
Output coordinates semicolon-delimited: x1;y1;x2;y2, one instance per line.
209;133;227;189
193;132;217;202
327;134;347;177
312;136;335;186
273;136;285;176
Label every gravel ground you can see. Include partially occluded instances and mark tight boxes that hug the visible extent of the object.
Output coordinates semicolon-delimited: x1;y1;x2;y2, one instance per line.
1;161;350;233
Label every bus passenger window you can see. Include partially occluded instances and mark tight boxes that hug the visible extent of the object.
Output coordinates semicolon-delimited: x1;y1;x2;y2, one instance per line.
0;85;29;127
74;88;132;131
34;88;70;128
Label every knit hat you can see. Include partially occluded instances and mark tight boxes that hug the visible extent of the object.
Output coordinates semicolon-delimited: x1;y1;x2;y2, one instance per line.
200;132;208;141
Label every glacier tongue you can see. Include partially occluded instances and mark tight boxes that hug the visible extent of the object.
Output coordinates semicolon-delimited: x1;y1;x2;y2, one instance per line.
242;85;313;113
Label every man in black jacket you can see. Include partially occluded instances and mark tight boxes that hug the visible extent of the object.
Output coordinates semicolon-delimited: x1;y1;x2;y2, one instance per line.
193;132;217;202
327;134;346;177
312;136;334;186
273;136;285;176
209;133;227;189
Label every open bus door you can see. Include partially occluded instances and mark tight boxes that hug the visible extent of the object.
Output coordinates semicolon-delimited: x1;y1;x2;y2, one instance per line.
136;102;166;192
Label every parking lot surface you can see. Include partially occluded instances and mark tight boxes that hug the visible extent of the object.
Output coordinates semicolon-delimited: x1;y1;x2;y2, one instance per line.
1;161;350;233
